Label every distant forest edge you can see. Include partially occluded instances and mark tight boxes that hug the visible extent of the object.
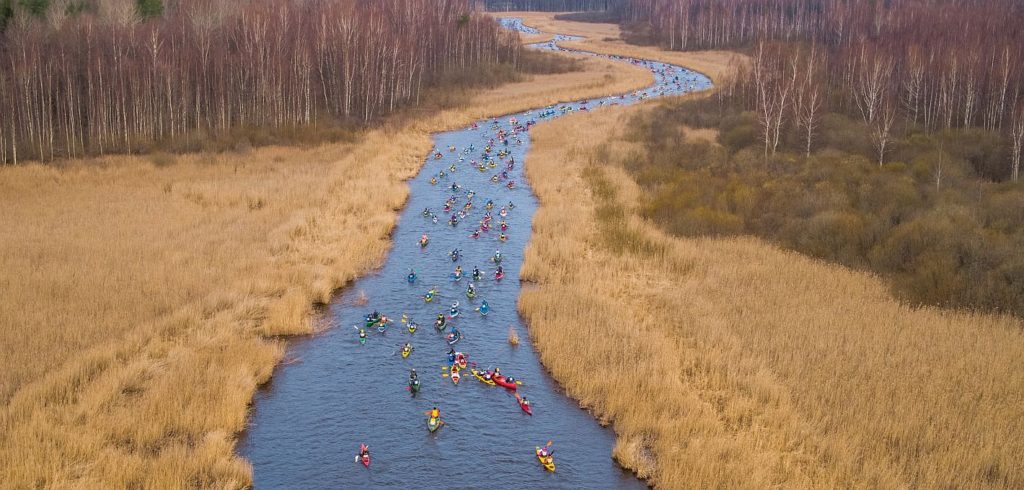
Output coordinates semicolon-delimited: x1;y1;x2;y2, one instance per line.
481;0;617;11
0;0;521;164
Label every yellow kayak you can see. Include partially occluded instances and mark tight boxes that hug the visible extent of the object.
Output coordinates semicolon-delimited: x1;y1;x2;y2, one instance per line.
471;368;495;386
536;447;555;472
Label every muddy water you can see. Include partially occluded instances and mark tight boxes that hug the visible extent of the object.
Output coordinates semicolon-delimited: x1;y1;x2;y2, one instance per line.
238;19;711;489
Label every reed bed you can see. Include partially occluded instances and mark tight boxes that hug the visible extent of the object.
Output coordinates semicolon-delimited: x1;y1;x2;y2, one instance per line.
519;103;1024;488
0;51;651;487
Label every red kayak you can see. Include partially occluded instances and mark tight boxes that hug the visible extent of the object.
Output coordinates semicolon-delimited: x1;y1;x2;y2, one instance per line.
357;444;370;468
492;373;517;391
516;393;533;415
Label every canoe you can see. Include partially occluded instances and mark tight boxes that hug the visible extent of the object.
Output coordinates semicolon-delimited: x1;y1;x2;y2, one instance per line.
492;374;517;391
516;394;533;416
357;445;370;468
471;369;495;386
427;416;443;433
536;447;555;472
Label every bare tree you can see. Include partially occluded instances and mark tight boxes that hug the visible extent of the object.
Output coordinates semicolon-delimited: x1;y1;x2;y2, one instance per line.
871;96;897;166
1011;106;1024;181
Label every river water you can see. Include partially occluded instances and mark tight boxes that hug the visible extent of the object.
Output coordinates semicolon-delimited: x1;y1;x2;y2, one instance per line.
238;18;711;489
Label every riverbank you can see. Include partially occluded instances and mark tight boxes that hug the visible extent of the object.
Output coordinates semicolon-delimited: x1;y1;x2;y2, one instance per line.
0;47;652;486
519;99;1024;488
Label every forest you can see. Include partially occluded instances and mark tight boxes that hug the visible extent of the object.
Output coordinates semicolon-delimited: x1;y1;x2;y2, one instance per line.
622;0;1024;178
0;0;520;164
610;0;1024;315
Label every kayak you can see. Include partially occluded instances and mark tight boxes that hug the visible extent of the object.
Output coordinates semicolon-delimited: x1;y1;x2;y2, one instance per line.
407;273;416;283
492;374;517;391
516;393;533;416
450;366;461;385
495;271;504;280
479;302;489;316
357;444;370;468
408;323;418;334
471;369;495;385
401;346;412;358
536;447;555;472
409;379;420;395
456;354;468;370
446;332;461;345
427;416;443;433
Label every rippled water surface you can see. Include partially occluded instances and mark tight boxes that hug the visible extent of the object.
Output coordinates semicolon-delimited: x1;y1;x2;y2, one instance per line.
239;18;711;489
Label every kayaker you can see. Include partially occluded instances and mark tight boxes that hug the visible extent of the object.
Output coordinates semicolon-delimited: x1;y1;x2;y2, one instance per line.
359;444;369;457
521;396;530;409
358;329;366;340
409;369;418;382
430;407;440;419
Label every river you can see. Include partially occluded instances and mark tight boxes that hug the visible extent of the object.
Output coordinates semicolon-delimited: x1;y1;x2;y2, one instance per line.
238;18;712;489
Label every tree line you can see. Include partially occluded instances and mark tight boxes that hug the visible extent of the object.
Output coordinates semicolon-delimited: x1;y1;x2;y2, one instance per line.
482;0;618;11
624;0;1024;181
0;0;521;164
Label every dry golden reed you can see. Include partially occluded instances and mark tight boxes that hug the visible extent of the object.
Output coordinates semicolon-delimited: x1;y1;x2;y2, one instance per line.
518;101;1024;488
0;49;651;487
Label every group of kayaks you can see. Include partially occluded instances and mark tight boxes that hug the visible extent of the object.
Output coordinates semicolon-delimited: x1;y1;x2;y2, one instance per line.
354;111;562;474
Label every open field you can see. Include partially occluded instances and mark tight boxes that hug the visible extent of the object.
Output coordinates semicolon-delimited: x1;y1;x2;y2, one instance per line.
518;102;1024;488
0;49;652;486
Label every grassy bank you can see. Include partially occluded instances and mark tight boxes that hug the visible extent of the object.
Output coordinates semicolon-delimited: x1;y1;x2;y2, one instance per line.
519;102;1024;487
0;49;652;486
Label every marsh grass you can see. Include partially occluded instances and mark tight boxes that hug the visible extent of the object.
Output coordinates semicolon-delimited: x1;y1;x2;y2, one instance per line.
519;103;1024;488
0;47;653;487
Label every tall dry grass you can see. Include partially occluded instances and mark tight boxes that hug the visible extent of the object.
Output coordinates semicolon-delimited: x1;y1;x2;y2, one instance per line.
518;103;1024;488
0;51;652;486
